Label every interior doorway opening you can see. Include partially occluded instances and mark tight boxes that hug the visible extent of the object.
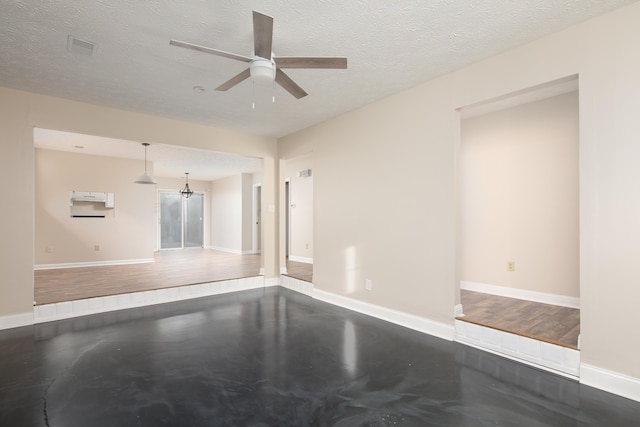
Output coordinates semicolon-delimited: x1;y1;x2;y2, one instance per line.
281;154;314;283
33;129;264;306
456;76;580;351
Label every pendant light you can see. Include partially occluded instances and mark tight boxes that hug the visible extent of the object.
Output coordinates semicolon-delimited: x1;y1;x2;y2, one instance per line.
180;173;193;199
134;143;157;185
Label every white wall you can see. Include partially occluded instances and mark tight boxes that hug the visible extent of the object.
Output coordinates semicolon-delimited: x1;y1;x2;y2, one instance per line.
459;92;579;297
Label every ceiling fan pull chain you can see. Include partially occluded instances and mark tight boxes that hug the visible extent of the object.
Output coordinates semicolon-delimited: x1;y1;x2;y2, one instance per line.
272;80;276;104
252;81;256;109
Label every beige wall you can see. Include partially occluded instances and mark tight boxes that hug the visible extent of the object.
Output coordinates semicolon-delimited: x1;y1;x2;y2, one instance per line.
35;149;156;264
280;3;640;380
279;74;456;325
284;154;314;263
459;92;579;297
0;87;277;320
210;173;255;253
241;174;254;252
3;1;640;386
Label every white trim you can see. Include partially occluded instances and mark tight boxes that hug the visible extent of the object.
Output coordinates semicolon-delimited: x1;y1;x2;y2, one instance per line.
252;183;262;255
280;275;314;296
259;267;265;276
280;266;288;275
0;311;33;330
455;320;580;378
581;364;640;403
34;258;154;270
313;289;455;341
454;303;464;318
264;277;280;287
34;276;265;324
460;281;580;309
288;255;313;264
208;246;253;255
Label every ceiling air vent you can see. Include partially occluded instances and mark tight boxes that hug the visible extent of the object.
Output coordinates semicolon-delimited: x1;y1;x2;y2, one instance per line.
67;36;97;56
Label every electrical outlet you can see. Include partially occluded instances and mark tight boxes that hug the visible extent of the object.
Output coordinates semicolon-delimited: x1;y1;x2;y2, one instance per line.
45;246;53;253
365;279;373;291
94;244;101;252
507;261;515;272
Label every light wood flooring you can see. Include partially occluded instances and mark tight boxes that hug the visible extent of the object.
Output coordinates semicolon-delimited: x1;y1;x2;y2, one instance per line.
35;249;261;305
39;254;576;349
284;258;313;283
458;289;580;349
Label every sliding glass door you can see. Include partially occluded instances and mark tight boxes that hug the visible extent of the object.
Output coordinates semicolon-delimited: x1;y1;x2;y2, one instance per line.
159;192;203;249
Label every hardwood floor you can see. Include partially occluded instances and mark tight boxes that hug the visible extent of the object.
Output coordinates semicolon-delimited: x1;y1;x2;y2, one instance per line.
37;254;576;349
458;290;580;349
35;249;261;305
284;259;313;283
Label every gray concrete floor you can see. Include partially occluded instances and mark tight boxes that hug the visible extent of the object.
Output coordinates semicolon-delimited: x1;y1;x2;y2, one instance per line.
2;287;639;426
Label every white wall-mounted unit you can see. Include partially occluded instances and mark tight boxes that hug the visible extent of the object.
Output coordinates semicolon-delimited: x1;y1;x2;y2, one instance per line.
70;191;115;217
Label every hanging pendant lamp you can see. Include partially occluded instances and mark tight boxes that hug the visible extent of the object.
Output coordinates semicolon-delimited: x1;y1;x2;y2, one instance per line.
134;143;157;185
180;172;194;199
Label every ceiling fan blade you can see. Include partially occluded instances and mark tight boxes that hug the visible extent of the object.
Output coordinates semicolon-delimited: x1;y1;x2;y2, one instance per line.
253;11;273;59
215;69;251;91
170;40;252;63
275;69;308;99
275;57;348;69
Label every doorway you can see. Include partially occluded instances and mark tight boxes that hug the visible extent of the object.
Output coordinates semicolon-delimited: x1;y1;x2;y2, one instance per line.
457;78;580;349
159;191;204;250
253;184;262;254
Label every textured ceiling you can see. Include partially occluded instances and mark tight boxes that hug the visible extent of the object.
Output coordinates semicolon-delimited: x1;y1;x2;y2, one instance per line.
3;1;637;181
2;0;636;140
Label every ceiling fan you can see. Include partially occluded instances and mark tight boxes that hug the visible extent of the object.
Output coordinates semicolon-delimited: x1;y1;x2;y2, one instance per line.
170;10;347;99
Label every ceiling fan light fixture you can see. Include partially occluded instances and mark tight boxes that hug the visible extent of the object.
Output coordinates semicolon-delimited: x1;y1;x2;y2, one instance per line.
250;58;275;83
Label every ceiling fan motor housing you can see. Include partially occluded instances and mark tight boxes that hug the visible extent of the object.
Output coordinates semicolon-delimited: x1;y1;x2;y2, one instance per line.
250;58;276;83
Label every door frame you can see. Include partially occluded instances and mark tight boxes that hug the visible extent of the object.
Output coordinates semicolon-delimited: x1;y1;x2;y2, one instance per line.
157;189;205;250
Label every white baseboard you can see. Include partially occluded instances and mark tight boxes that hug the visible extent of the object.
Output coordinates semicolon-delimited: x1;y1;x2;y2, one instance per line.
280;266;288;275
288;256;313;264
581;364;640;403
460;281;580;309
34;258;154;270
313;289;455;341
208;246;254;255
279;275;314;296
455;319;580;378
264;277;280;287
34;276;265;324
0;311;33;330
278;277;454;341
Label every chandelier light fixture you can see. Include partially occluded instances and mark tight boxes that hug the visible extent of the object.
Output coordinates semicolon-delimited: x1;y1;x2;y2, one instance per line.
133;143;157;185
180;173;194;199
